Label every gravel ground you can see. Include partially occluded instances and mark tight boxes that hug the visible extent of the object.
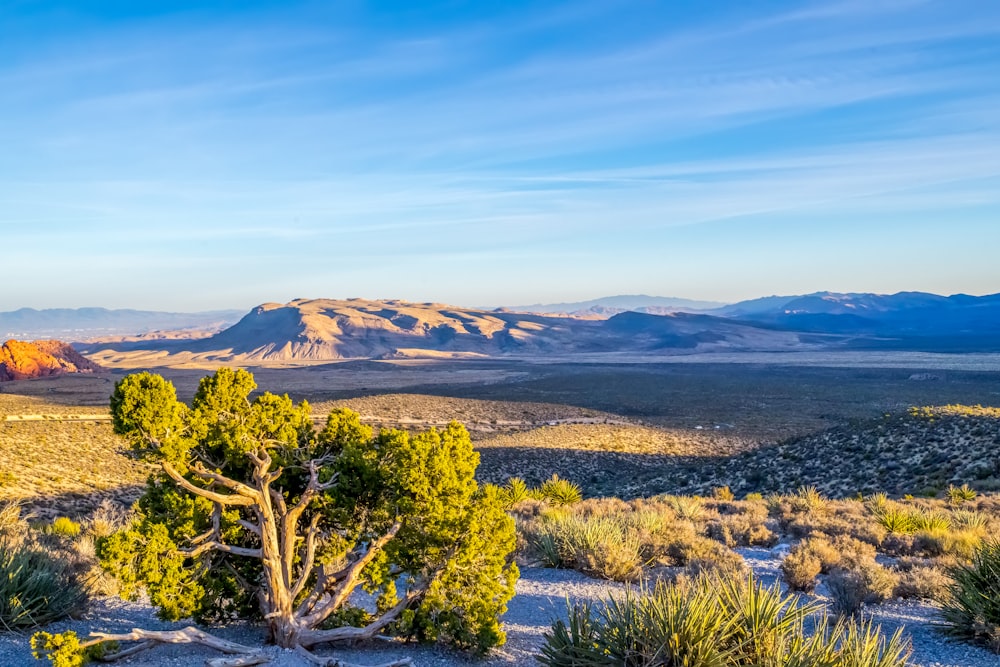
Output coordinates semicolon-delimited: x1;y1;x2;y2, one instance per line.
1;557;996;666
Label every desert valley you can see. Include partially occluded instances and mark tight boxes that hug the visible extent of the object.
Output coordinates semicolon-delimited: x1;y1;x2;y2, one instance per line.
1;294;1000;666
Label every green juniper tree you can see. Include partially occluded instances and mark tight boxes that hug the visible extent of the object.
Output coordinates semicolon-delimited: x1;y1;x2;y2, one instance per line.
34;368;517;666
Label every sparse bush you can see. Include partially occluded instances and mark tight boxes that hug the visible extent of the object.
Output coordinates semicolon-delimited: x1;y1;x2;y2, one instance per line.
782;548;822;592
0;501;26;537
0;539;87;629
827;568;868;618
894;560;951;601
939;539;1000;651
712;486;735;501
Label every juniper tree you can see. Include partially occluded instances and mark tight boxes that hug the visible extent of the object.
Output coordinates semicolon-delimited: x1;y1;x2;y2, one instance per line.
34;368;517;666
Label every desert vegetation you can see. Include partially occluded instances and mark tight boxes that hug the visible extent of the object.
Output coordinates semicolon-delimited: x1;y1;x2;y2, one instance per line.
538;572;911;667
3;364;1000;665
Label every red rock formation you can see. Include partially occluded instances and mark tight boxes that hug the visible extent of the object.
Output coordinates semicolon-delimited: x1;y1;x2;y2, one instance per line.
0;339;104;382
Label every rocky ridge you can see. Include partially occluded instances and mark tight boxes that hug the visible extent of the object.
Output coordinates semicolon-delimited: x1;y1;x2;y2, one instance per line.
0;339;104;382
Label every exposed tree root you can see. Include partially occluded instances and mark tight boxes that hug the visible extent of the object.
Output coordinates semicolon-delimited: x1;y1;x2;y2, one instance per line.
294;645;413;667
77;626;267;664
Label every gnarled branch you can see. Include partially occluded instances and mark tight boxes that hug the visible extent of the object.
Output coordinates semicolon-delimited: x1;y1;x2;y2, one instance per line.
161;462;256;507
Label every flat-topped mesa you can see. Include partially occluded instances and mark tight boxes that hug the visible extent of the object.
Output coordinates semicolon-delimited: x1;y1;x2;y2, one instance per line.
0;339;104;382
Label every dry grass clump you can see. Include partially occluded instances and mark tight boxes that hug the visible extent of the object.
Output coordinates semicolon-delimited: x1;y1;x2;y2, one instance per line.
893;557;953;601
0;498;133;629
516;496;748;581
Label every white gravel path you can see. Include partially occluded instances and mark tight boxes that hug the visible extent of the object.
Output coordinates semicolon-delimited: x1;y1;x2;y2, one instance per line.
1;558;996;666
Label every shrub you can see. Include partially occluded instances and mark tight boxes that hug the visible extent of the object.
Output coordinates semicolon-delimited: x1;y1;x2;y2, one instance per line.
827;568;868;618
713;486;735;501
939;540;1000;651
0;501;25;536
528;514;643;581
894;561;951;601
0;540;87;629
539;475;583;506
48;517;81;538
537;572;911;666
782;548;822;592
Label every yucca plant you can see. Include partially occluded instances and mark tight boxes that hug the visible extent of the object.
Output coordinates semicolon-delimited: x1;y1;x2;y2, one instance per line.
0;540;87;630
953;509;989;531
540;475;583;506
947;484;977;505
537;571;911;666
792;485;827;513
911;510;952;533
666;495;705;521
502;477;530;507
871;505;917;534
836;620;910;667
939;539;1000;652
864;492;889;511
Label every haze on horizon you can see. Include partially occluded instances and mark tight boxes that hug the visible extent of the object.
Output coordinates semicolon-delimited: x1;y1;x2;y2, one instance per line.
2;0;999;312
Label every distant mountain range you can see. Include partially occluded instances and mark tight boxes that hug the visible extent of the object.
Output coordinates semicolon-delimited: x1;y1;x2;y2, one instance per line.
502;295;726;316
712;291;1000;349
13;290;1000;366
79;298;819;366
0;307;246;340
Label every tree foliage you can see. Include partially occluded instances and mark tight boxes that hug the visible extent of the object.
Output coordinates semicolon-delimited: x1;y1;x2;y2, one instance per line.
94;369;517;656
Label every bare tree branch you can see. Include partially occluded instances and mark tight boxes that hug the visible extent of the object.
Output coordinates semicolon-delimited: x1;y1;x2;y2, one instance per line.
190;464;261;500
161;462;256;507
299;522;402;627
291;514;322;600
237;519;262;537
77;626;262;662
299;587;423;648
184;541;263;559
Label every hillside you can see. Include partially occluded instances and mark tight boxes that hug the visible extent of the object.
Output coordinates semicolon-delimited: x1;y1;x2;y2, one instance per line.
80;298;818;365
0;339;104;382
677;405;1000;498
716;291;1000;349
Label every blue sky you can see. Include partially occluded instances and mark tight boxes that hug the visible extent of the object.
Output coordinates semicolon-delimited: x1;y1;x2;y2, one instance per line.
2;0;999;311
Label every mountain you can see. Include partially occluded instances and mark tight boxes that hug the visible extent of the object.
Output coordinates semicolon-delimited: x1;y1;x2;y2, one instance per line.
0;307;246;341
714;291;1000;349
80;298;819;365
0;339;104;382
503;294;726;317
